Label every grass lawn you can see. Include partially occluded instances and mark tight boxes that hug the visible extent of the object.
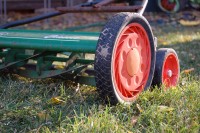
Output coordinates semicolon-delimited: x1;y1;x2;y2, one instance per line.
0;22;199;132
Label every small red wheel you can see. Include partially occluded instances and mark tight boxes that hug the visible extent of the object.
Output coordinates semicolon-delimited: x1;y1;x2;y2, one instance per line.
161;0;177;11
152;48;180;88
94;13;156;104
157;0;187;13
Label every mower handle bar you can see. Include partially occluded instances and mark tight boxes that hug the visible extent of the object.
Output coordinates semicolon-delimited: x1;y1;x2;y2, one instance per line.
0;0;148;29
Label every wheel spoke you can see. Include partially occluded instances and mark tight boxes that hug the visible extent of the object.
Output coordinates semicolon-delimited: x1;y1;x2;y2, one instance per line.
119;34;128;44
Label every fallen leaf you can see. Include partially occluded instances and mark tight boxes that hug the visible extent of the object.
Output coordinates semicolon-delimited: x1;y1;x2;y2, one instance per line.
49;97;65;105
136;104;143;113
37;111;50;121
54;65;65;69
179;19;200;26
162;41;168;45
183;68;195;74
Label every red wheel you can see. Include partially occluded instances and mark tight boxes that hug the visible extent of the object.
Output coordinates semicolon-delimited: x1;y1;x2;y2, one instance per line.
157;0;187;13
95;13;156;104
112;23;151;102
161;0;177;11
152;48;180;88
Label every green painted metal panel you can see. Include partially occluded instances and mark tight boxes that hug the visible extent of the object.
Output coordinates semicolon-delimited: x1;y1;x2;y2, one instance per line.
0;52;93;64
0;29;100;53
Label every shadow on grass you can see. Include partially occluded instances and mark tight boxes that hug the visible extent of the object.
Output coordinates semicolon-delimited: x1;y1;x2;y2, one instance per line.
0;76;103;132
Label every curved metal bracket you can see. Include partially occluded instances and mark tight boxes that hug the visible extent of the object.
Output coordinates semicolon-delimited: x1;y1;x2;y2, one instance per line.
138;0;148;15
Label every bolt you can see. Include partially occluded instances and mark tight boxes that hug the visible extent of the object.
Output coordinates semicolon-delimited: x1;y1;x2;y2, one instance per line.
167;70;173;77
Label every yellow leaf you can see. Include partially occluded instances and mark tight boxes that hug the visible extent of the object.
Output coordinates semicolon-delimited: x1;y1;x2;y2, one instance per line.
179;19;200;26
54;65;65;69
163;41;168;45
49;97;65;105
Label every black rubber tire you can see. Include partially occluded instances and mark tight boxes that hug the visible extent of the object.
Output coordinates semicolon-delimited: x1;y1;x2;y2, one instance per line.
152;48;180;87
157;0;188;13
94;13;156;105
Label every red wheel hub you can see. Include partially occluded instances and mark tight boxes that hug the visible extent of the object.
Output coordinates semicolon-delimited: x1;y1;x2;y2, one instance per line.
126;48;141;76
161;0;176;11
162;53;179;88
112;23;151;101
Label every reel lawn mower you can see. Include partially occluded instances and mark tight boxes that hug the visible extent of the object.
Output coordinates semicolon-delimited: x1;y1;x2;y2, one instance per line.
0;0;180;104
